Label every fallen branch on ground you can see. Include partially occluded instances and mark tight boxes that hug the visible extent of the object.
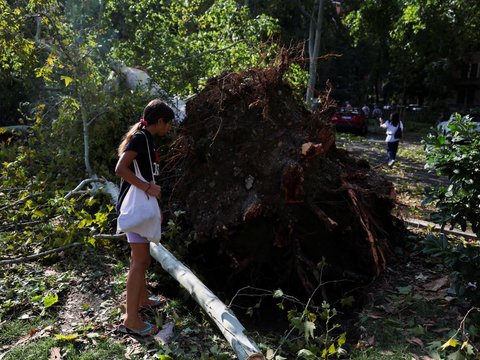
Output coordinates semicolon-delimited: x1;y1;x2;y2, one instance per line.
403;217;477;240
0;242;83;266
149;242;265;360
0;232;126;265
64;177;119;204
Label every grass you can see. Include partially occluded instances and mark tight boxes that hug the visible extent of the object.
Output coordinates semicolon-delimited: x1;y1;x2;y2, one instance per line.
0;245;240;359
344;241;475;359
0;317;57;347
0;237;477;359
2;336;126;360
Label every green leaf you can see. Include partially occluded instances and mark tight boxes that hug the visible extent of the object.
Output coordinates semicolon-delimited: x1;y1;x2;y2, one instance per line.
340;296;355;307
54;333;79;341
441;338;458;350
60;75;73;87
32;209;44;219
397;285;412;295
31;294;42;302
446;350;466;360
304;320;316;342
297;349;316;360
43;293;59;308
409;324;425;336
273;289;284;298
328;342;336;355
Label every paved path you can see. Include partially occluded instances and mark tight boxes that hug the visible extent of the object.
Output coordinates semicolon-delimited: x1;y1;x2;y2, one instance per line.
335;132;480;238
336;133;447;187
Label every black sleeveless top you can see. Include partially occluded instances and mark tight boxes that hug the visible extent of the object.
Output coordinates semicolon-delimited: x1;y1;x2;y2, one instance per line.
116;129;156;213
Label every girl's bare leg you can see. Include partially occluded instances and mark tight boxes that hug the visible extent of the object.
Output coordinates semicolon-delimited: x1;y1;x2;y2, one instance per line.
123;243;157;333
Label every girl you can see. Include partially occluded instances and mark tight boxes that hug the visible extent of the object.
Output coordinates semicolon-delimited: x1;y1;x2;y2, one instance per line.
379;111;404;167
115;99;174;336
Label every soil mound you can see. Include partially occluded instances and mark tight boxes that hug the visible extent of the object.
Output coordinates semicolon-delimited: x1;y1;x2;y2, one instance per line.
164;62;400;297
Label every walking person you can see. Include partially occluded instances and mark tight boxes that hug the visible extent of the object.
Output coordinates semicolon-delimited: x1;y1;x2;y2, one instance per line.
362;103;370;118
379;111;403;167
345;100;353;112
115;99;174;336
372;104;383;119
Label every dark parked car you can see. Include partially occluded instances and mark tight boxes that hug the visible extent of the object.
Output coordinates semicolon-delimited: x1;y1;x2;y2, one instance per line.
330;108;368;135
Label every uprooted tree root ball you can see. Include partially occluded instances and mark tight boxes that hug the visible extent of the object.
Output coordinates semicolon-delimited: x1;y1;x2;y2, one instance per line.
162;62;402;300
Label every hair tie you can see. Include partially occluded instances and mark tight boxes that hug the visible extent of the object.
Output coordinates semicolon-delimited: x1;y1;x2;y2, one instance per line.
139;118;148;127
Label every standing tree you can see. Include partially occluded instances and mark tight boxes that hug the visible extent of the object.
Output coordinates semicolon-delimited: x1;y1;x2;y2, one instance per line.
344;0;480;106
103;0;279;96
306;0;325;106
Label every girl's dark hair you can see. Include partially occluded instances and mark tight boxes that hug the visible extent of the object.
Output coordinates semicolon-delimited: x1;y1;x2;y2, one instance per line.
118;99;175;156
143;98;175;126
390;112;400;126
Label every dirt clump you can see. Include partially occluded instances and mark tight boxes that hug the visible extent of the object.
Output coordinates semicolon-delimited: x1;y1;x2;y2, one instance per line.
163;60;401;299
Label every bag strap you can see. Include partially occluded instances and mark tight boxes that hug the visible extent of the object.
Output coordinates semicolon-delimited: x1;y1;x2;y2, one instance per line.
133;159;142;176
139;131;156;184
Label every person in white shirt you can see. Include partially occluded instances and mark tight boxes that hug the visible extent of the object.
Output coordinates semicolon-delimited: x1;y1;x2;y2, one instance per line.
372;104;382;119
345;101;353;112
379;112;403;167
362;104;370;117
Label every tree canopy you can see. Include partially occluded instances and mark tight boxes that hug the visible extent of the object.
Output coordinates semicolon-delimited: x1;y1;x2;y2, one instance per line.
344;0;480;106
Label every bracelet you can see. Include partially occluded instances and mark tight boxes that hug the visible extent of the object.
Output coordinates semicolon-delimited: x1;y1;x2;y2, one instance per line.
144;183;151;193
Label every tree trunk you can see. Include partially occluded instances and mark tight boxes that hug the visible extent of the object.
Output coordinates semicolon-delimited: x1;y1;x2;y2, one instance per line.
79;92;93;178
306;0;325;106
149;243;265;360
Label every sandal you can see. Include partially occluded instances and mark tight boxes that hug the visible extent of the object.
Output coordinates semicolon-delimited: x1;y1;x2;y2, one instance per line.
117;321;158;337
140;295;168;310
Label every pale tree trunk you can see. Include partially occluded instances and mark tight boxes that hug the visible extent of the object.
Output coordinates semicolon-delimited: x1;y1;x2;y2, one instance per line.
149;243;265;360
306;0;325;107
78;92;94;178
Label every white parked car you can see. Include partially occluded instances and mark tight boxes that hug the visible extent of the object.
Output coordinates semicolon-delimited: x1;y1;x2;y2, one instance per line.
437;113;480;137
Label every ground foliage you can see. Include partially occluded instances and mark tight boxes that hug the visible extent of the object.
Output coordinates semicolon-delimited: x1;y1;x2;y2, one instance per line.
423;115;480;237
1;129;480;359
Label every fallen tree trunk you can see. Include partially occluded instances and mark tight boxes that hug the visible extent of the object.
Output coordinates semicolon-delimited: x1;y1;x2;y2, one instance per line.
149;242;265;360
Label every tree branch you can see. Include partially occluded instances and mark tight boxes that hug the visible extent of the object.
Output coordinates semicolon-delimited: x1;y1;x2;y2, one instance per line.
0;192;54;212
93;233;125;240
0;242;83;266
87;110;109;127
0;232;126;266
64;178;104;200
1;221;42;232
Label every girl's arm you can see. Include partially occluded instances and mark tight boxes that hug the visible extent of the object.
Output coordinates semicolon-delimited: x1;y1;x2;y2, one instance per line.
115;150;161;197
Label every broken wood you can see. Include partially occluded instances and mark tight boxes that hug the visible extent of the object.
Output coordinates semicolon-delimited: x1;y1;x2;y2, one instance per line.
403;217;477;240
64;177;119;203
149;242;265;360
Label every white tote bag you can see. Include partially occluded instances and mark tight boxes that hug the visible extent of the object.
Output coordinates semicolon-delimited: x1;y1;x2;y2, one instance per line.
117;147;162;243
